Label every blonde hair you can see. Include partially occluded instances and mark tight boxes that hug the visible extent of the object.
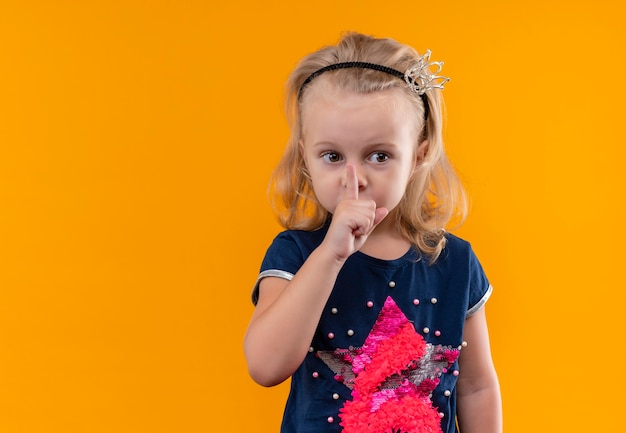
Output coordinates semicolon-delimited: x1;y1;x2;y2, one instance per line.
269;32;468;262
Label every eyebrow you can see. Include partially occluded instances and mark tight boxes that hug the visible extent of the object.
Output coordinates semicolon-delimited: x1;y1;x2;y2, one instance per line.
308;140;400;151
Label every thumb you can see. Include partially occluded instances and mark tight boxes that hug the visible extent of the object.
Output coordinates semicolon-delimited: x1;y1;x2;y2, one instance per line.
373;207;389;227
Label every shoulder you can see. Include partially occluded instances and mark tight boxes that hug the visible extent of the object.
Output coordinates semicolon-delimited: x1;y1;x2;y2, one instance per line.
271;225;328;252
262;226;328;265
434;232;489;286
437;232;474;264
443;232;471;249
259;224;329;272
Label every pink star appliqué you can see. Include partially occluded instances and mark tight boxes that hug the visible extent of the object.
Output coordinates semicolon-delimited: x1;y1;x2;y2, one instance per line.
317;296;459;433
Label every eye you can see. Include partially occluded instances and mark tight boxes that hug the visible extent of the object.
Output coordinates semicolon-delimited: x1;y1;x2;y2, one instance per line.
321;152;343;163
367;152;390;163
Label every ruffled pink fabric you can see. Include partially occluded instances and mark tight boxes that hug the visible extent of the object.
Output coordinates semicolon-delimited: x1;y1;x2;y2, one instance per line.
338;296;458;433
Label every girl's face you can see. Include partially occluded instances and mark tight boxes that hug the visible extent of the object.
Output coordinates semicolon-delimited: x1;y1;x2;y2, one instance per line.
300;84;425;222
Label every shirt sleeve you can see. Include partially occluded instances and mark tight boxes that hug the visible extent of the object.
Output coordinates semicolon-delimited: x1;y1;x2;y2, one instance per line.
466;246;493;317
251;232;306;305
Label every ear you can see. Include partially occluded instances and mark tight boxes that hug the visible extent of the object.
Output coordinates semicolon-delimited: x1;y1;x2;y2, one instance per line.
415;139;429;167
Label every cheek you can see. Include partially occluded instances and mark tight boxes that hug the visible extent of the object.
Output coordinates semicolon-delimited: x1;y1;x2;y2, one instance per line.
309;176;340;208
401;157;419;183
310;175;334;196
383;167;414;201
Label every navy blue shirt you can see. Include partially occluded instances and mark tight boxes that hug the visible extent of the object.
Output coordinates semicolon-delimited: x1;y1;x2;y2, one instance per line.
252;225;492;433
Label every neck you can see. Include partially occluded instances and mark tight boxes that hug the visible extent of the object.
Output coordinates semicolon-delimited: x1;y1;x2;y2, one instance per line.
359;220;411;260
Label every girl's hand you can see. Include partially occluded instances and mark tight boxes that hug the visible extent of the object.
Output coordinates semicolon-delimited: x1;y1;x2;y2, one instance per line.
322;164;388;261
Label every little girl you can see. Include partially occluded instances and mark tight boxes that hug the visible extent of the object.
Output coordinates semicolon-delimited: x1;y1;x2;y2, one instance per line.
244;32;502;433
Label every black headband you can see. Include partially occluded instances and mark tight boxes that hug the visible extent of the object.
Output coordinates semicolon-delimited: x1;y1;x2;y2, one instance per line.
298;62;430;121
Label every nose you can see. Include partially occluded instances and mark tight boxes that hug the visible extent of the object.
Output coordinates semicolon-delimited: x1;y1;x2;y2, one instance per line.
341;163;367;191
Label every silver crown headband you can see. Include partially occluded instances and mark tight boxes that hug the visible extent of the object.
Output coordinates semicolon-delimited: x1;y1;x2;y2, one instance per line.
298;50;449;121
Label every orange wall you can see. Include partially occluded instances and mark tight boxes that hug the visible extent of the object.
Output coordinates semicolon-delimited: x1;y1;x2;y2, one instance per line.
1;1;624;431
